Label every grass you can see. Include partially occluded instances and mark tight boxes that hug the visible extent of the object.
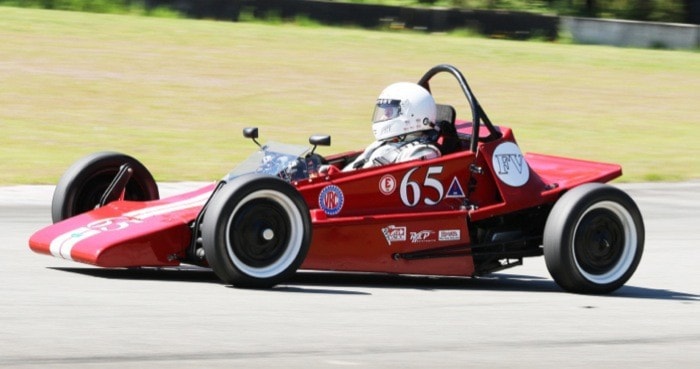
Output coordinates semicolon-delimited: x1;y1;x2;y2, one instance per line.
1;6;699;184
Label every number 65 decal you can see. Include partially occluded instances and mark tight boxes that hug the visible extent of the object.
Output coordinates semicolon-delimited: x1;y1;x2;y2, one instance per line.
400;166;444;207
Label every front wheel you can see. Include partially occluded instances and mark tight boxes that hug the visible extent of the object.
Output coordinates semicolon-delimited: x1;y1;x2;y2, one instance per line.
51;152;159;223
543;183;644;294
201;174;312;288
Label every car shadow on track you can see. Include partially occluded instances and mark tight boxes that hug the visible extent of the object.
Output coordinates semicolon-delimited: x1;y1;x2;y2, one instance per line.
297;272;699;301
49;266;220;282
49;267;698;301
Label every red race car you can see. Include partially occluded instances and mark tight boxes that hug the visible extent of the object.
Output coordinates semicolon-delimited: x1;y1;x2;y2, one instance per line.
29;65;644;294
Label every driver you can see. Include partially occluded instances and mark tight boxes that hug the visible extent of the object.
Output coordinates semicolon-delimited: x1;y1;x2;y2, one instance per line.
343;82;441;171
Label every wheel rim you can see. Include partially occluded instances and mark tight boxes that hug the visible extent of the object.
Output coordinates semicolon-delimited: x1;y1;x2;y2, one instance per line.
72;173;114;214
225;189;304;279
72;171;148;214
572;201;637;284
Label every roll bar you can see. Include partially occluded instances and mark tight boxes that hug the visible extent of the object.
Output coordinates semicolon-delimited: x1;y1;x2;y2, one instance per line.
417;64;502;152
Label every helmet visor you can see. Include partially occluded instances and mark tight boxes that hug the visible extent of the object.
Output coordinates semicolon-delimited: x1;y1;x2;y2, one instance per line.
372;99;402;123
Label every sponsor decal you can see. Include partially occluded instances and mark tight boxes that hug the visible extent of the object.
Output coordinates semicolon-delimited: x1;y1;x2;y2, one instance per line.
318;185;344;216
381;225;406;245
445;177;465;198
438;229;461;241
87;217;142;232
377;98;400;105
410;230;436;243
379;174;397;195
492;142;529;187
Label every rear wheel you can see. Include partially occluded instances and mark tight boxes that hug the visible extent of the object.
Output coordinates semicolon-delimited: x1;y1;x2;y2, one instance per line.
51;152;159;223
543;183;644;294
201;174;312;288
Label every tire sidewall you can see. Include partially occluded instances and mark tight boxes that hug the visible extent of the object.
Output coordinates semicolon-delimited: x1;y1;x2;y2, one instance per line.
51;151;159;223
544;183;645;294
201;174;312;288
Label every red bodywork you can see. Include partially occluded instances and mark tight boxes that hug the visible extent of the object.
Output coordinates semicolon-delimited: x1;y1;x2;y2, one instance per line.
29;121;621;278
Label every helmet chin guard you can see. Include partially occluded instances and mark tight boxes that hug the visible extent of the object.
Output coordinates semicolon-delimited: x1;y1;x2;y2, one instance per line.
371;82;436;141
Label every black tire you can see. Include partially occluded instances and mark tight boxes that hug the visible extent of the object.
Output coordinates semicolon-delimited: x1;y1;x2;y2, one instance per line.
51;152;159;223
543;183;644;294
201;174;312;288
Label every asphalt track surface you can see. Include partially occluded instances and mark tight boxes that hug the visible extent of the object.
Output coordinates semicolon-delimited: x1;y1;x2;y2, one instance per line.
0;182;698;368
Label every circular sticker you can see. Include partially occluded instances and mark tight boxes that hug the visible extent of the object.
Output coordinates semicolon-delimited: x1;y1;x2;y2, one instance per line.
492;142;529;187
318;185;344;215
87;217;137;232
379;174;397;195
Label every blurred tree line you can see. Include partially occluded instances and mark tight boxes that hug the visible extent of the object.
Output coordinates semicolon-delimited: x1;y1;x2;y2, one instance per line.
1;0;698;24
362;0;699;23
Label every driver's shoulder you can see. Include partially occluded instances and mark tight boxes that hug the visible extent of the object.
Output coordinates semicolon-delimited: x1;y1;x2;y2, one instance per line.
396;139;441;162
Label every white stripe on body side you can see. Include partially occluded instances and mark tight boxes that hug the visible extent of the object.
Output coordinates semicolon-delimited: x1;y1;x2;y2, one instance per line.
48;192;211;261
49;227;100;260
124;193;210;220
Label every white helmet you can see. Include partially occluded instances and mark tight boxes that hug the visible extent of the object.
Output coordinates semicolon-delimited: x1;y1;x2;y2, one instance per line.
371;82;436;141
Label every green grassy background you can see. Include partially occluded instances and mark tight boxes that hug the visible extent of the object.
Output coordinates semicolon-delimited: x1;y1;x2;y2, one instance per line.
1;7;698;184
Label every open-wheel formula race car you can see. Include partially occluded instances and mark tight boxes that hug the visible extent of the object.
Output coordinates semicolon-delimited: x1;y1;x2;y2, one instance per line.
29;64;644;294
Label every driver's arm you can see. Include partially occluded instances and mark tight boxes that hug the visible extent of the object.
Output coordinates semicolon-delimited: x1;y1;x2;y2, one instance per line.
342;140;385;172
